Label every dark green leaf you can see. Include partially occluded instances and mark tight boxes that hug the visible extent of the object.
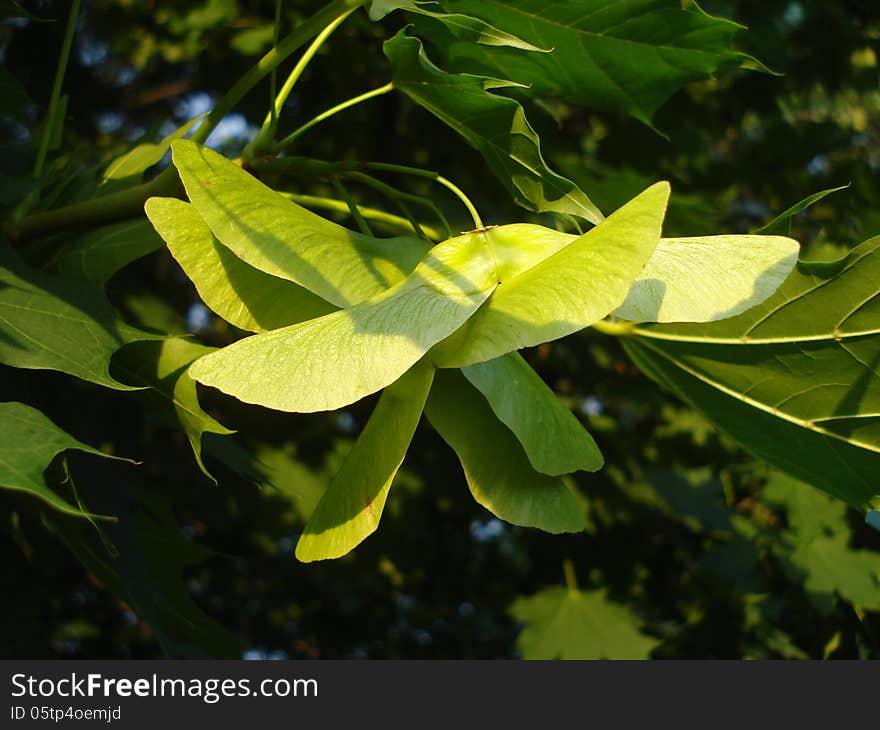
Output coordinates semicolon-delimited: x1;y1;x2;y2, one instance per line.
48;219;164;285
426;0;763;126
753;185;850;234
384;30;603;224
0;248;150;389
0;401;124;518
623;237;880;511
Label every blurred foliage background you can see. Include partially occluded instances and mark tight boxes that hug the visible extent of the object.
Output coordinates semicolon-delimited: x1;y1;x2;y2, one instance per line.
2;0;880;659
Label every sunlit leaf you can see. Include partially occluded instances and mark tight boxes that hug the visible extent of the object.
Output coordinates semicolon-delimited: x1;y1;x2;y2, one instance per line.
511;585;659;659
102;115;204;183
384;30;603;224
614;235;799;323
433;182;670;366
786;534;880;613
189;229;498;413
462;353;602;475
426;369;584;533
145;197;336;332
171;139;429;307
296;361;434;562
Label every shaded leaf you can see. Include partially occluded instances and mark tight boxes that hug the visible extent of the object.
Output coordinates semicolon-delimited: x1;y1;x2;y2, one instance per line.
171;140;429;307
623;237;880;511
296;361;434;562
49;471;241;658
428;0;763;126
753;185;850;234
0;248;149;389
426;369;584;533
0;401;124;518
370;0;550;51
48;219;164;285
462;353;602;475
511;585;658;659
384;30;603;224
145;197;336;332
113;338;234;481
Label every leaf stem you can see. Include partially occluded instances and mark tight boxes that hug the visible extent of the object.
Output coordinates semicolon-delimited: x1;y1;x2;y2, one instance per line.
275;82;394;149
251;5;356;155
365;162;482;229
591;319;635;337
33;0;80;179
563;559;578;592
330;177;373;236
191;0;367;144
342;171;450;239
266;0;283;136
279;192;443;240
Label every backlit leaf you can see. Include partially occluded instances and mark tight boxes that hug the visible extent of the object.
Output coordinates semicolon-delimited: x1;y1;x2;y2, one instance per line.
426;369;584;533
113;338;234;481
296;361;434;562
145;197;335;332
614;235;799;323
462;353;602;475
171;139;429;307
432;181;669;367
189;229;498;413
511;585;659;659
102;115;204;183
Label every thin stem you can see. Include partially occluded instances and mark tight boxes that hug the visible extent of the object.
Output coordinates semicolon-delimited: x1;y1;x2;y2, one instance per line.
252;7;355;154
193;0;366;144
563;559;578;593
591;318;635;337
33;0;80;179
330;177;372;236
280;192;443;241
276;82;394;150
366;161;482;229
395;199;426;240
267;0;283;135
343;171;450;240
